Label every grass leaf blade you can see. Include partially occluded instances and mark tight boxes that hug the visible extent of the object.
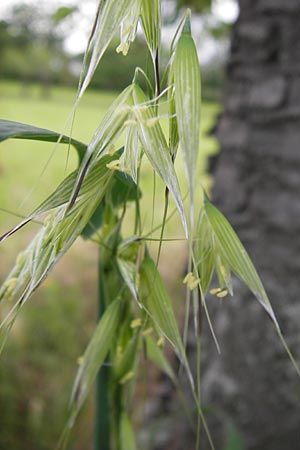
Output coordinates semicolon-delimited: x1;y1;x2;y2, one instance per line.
194;209;214;293
204;199;278;326
68;298;122;429
139;255;186;365
145;335;176;383
140;0;161;59
0;155;116;351
0;119;87;159
173;13;201;209
79;0;137;97
120;411;137;450
117;0;141;56
133;84;187;236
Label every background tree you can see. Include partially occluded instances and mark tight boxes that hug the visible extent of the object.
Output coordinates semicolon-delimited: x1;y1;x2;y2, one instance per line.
0;3;75;87
206;1;300;447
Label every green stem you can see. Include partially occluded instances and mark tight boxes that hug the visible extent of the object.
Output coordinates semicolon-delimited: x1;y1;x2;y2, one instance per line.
156;187;169;266
154;51;161;98
95;249;110;450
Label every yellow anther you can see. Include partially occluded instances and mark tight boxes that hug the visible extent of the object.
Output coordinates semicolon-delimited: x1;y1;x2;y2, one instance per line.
116;345;123;358
220;265;228;278
190;279;199;290
124;119;137;127
157;337;165;347
108;144;116;155
183;272;193;284
106;159;131;174
146;118;158;128
216;289;228;298
183;272;199;291
132;105;147;117
122;24;134;36
106;160;121;171
130;318;142;329
117;105;131;115
116;42;129;56
142;327;153;336
119;371;135;384
209;287;222;295
77;356;84;366
138;105;148;112
3;277;18;294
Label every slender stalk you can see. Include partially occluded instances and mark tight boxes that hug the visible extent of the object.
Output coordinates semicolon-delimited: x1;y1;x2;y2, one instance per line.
156;187;169;265
154;52;161;98
195;291;203;450
134;168;142;235
153;48;170;268
95;248;110;450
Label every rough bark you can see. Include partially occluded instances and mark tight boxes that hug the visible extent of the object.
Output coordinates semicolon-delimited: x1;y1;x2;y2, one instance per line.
198;0;300;448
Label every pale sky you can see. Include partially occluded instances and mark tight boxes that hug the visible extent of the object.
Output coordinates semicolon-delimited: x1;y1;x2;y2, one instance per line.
0;0;239;60
213;0;238;22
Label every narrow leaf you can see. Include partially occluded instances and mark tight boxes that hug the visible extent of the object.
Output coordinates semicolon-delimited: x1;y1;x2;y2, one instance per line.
69;85;134;208
0;155;116;243
68;298;122;428
132;84;187;236
194;209;214;294
0;119;87;159
79;0;137;97
204;198;300;377
119;411;137;450
167;71;179;161
117;237;142;302
140;0;161;59
81;170;140;239
116;0;141;56
117;258;139;302
204;199;278;326
0;155;116;350
145;335;176;382
139;256;186;363
173;13;201;207
120;119;139;183
114;332;140;382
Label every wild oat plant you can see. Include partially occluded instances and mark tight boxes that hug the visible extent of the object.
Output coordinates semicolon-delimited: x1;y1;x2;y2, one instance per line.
0;1;299;449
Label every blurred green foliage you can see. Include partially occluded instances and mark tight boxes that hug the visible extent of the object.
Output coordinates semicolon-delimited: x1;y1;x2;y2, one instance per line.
0;1;228;99
177;0;211;13
52;6;78;25
0;281;90;450
86;39;152;92
0;4;73;86
223;423;246;450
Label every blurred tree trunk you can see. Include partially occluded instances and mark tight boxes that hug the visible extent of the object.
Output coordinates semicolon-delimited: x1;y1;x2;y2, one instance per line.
199;0;300;448
141;1;300;449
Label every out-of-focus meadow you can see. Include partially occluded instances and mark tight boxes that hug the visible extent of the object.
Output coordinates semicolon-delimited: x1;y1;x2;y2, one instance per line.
0;2;226;448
